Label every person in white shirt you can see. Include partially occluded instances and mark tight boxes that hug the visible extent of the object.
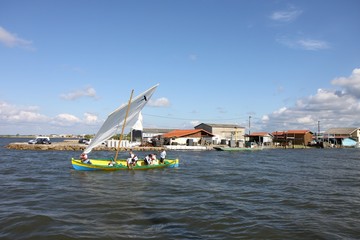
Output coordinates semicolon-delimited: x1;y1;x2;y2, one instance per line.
160;149;166;164
80;153;91;164
127;150;138;169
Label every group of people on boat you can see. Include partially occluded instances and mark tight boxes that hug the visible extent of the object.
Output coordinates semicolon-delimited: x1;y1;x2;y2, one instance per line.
127;149;166;169
79;149;167;169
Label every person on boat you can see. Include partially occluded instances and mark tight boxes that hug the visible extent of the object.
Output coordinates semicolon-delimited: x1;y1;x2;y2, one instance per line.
160;149;166;164
80;153;91;164
151;153;158;165
127;150;138;168
144;154;152;165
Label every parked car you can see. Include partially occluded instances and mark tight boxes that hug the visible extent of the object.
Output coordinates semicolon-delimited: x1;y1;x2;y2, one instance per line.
78;138;90;144
28;137;51;144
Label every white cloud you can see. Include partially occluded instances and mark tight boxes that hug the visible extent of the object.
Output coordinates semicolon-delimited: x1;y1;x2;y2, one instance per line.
270;8;302;22
0;26;34;50
83;112;99;124
0;101;49;122
148;97;170;107
261;115;269;122
52;113;81;126
60;86;97;100
0;100;104;134
277;37;330;51
297;39;330;51
297;115;314;124
332;68;360;98
260;68;360;132
190;120;201;126
274;107;287;115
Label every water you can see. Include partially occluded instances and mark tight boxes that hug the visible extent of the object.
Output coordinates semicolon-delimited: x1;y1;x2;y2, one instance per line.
1;138;360;239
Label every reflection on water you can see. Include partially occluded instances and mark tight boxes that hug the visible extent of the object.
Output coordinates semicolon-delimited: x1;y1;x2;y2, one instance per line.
1;138;360;239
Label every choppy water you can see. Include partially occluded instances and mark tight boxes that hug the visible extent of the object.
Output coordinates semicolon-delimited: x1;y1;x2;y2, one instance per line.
1;138;360;239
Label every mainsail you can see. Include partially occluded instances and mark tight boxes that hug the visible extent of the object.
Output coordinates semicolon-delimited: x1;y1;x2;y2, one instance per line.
83;84;159;154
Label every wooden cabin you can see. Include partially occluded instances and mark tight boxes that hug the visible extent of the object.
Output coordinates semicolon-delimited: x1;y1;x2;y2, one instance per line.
272;130;313;146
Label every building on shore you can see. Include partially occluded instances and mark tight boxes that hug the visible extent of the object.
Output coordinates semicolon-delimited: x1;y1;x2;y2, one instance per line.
272;130;313;147
194;123;245;145
323;128;360;147
162;129;214;146
245;132;273;146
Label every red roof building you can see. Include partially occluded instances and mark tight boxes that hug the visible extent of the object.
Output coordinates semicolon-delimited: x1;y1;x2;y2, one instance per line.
272;130;313;145
162;129;214;146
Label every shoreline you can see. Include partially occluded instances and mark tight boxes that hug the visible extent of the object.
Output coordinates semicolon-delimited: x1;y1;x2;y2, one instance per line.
5;141;165;152
5;140;328;151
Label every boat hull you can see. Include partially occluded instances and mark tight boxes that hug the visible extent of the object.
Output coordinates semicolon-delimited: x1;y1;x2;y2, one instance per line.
71;158;179;171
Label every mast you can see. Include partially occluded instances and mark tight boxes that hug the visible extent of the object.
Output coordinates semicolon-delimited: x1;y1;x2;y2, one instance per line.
114;89;134;161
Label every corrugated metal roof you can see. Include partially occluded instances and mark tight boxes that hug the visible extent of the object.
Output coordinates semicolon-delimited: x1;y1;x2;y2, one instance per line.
324;128;358;135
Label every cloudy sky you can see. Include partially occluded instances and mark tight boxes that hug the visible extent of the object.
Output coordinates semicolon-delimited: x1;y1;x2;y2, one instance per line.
0;0;359;135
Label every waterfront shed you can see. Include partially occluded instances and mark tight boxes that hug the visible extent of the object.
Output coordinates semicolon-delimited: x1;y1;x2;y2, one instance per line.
272;130;313;146
324;128;360;144
245;132;273;146
194;123;245;144
287;130;313;145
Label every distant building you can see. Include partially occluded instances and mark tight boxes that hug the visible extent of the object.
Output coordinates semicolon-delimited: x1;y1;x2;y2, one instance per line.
324;128;360;144
162;129;214;146
139;128;177;142
245;132;273;146
272;130;313;146
194;123;245;144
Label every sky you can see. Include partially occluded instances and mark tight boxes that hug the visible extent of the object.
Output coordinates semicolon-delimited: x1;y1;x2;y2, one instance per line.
0;0;360;135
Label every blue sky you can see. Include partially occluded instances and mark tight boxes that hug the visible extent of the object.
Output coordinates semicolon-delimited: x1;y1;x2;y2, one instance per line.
1;0;360;135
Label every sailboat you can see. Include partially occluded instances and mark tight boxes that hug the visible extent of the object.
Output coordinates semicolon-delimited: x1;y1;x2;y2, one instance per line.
71;84;179;171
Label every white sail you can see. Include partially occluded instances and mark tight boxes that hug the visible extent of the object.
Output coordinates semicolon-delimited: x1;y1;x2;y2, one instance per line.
132;112;143;131
83;84;158;154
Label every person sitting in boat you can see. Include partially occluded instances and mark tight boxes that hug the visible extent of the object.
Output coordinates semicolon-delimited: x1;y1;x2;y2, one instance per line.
151;153;158;165
160;149;166;164
144;154;152;165
127;150;138;168
80;153;91;164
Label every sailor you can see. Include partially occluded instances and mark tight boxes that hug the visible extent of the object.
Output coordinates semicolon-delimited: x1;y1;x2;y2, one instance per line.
160;149;166;164
127;150;138;169
151;153;158;165
144;154;152;165
80;153;91;164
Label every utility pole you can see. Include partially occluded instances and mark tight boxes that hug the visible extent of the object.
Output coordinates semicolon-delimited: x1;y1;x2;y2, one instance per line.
248;116;251;135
